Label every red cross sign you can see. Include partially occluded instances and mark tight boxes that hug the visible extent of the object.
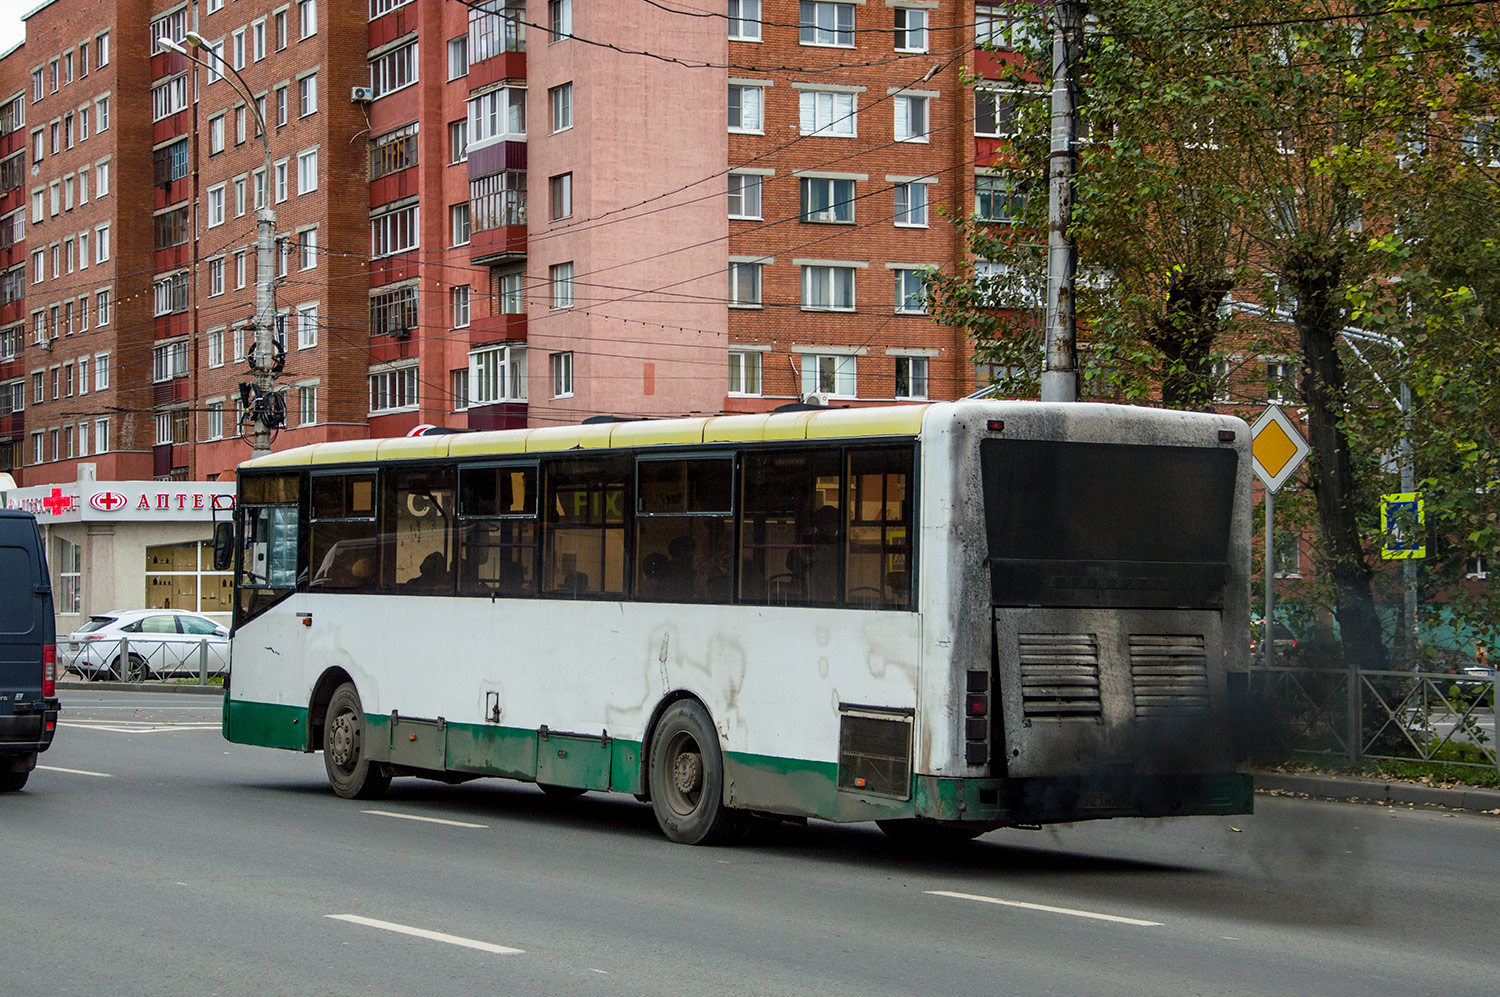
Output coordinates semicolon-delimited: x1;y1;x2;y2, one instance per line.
41;488;73;515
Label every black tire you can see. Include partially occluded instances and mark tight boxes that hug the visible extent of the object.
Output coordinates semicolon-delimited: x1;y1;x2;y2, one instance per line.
323;683;392;800
110;653;148;682
0;768;28;792
647;700;748;845
537;783;587;798
876;819;985;846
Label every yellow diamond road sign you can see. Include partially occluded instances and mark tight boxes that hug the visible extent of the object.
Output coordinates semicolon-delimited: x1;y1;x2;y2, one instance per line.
1250;405;1309;493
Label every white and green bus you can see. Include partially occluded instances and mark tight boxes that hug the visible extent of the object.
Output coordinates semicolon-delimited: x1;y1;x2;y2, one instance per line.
221;401;1254;844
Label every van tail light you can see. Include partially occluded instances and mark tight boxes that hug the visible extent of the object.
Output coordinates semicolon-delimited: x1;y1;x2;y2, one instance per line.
42;643;56;698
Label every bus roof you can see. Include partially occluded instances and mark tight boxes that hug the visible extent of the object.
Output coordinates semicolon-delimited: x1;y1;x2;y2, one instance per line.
238;404;935;469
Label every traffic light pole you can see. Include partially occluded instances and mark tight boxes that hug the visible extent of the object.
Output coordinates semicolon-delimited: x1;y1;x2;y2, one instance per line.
1042;0;1085;403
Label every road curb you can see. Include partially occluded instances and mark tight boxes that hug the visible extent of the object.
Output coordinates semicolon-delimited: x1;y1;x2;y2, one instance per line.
57;680;223;696
1254;772;1500;813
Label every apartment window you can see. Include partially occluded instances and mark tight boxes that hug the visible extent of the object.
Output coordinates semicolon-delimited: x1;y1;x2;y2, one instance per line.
371;41;418;98
151;9;187;46
495;269;525;313
300;0;317;38
371;0;414;16
550;173;572;220
369;364;419;413
894;268;928;314
152;339;190;381
894;95;928;142
295;303;318;349
549;0;572;40
96;161;109;197
31;432;42;465
207;184;226;227
729;0;762;40
231;29;246;70
207;258;224;298
235;105;247;144
78;171;88;204
728;173;762;219
275;86;288;128
64;114;73;149
209;328;225;368
728;351;763;395
450;120;469;162
299;385;317;426
802;264;857;311
975;88;1024;137
551;352;574;397
297;149;318;194
470;171;526;229
253;19;267;61
31;70;42;104
894;181;928;226
150;143;187;194
77;357;88;394
800;177;855;223
452;370;469;411
728;84;764;133
448;37;469;79
370;122;418;179
153;272;190;317
1266;359;1298;404
468;87;526;146
470;344;527;404
370;284;418;338
451;285;471;327
235;251;247;288
299;74;318;116
372;203;419;256
801;353;857;396
234;176;246;217
78;106;89;141
154;207;190;249
550;83;574;133
32;371;42;403
274;159;289;202
446;203;471;246
96;289;110;326
799;89;857;136
95;418;109;453
800;1;855;46
468;0;525;62
894;7;928;52
95;224;110;262
31;130;42;164
550;262;574;308
975;173;1024;222
729;261;762;307
30;191;41;225
153;76;189;122
299;227;318;269
254;168;266;208
95;97;109;132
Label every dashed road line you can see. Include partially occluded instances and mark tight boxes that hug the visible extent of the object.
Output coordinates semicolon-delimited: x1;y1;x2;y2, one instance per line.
926;890;1163;927
36;765;113;778
326;914;524;954
362;809;488;829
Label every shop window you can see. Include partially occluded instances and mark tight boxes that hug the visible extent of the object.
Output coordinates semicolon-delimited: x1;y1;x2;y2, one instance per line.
145;541;233;613
56;537;81;613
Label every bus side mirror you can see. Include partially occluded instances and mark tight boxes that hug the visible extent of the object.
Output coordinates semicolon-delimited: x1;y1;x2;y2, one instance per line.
213;521;235;571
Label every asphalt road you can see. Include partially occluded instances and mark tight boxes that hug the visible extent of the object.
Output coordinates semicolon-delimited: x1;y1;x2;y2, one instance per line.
3;689;1497;996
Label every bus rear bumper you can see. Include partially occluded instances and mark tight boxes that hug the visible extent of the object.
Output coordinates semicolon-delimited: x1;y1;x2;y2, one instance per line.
915;772;1254;827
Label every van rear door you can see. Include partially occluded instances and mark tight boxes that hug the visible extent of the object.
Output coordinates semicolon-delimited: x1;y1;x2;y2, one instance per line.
0;513;58;770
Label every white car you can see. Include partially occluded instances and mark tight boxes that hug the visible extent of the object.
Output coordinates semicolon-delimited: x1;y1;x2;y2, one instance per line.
63;610;229;681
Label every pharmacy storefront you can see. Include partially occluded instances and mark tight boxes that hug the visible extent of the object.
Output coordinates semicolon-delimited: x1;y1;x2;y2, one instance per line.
3;468;237;633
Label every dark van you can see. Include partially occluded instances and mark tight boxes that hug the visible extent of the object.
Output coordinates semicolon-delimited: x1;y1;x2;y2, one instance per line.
0;509;59;791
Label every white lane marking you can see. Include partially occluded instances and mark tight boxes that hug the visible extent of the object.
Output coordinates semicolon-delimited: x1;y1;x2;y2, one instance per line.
926;890;1163;927
59;704;221;710
36;764;113;778
362;809;487;829
326;915;523;954
57;721;220;733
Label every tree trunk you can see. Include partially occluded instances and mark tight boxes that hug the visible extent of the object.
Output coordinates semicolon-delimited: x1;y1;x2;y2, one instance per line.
1147;269;1231;412
1288;242;1388;670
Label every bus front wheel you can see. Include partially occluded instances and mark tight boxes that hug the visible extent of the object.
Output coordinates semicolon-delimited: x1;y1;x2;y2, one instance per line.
323;683;391;800
647;700;748;845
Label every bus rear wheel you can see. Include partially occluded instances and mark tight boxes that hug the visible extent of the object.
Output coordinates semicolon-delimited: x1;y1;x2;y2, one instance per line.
647;700;748;845
323;683;391;800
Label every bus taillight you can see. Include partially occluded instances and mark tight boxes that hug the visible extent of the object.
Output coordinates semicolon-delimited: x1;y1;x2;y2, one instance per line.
42;643;56;698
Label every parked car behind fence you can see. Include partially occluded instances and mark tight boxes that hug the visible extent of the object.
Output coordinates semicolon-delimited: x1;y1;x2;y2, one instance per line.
62;609;229;681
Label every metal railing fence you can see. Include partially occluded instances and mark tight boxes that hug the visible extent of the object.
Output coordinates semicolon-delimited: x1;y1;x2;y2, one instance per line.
60;634;230;685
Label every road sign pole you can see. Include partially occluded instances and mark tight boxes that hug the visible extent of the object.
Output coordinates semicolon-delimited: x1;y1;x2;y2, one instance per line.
1265;485;1274;672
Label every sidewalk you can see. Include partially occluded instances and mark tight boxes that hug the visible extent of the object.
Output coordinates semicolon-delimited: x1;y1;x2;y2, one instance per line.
1254;770;1500;814
56;679;223;696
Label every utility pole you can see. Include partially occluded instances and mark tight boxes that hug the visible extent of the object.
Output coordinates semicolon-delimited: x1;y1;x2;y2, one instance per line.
159;33;281;458
1042;0;1085;403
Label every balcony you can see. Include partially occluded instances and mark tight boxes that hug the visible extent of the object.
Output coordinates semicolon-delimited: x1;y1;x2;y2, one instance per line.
469;225;525;265
467;310;526;344
153;376;190;407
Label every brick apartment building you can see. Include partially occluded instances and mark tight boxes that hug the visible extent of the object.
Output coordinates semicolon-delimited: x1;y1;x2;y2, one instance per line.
2;0;1019;490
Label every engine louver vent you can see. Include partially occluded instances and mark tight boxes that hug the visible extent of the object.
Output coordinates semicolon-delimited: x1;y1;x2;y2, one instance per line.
837;712;913;800
1130;634;1210;717
1017;634;1102;721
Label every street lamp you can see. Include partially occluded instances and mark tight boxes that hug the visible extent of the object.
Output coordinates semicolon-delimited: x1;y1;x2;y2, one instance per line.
157;33;279;458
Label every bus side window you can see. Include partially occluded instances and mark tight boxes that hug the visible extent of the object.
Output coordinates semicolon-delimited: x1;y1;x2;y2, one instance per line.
739;450;841;607
309;472;379;591
845;447;914;609
458;464;538;597
543;456;631;599
635;457;733;603
383;467;457;595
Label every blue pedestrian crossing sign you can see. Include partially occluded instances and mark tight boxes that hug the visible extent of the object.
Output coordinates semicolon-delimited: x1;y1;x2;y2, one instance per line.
1380;492;1426;560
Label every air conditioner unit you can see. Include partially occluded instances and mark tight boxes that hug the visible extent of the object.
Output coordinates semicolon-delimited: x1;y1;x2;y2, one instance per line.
350;86;374;104
803;392;829;407
389;326;411;340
